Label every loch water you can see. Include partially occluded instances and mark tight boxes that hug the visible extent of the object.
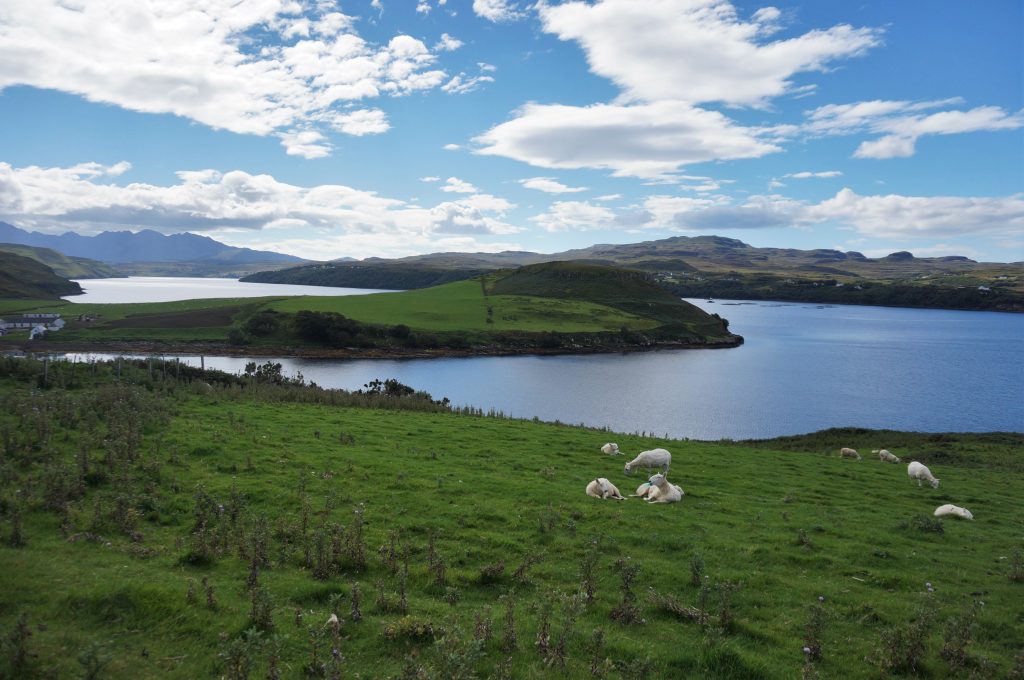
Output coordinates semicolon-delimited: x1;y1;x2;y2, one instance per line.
54;278;1024;439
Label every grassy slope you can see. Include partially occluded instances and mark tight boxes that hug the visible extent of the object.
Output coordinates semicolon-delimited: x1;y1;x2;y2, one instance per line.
268;278;659;333
0;365;1021;679
0;253;83;299
0;244;121;279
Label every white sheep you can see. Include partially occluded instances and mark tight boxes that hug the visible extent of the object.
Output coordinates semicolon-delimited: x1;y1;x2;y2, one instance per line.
600;442;621;455
586;477;626;500
839;447;861;460
873;449;901;463
631;481;654;499
644;473;683;504
907;461;940;489
934;504;973;520
624;448;671;475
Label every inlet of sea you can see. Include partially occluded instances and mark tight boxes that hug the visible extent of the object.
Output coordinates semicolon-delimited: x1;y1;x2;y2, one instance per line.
53;278;1024;440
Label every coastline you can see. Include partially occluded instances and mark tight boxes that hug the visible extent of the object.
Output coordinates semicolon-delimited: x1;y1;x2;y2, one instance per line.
4;334;744;360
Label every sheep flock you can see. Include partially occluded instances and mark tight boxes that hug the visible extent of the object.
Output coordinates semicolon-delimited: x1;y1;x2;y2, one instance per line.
588;441;973;521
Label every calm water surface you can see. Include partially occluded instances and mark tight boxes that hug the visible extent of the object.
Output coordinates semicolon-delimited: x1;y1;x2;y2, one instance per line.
51;278;1024;439
64;277;392;303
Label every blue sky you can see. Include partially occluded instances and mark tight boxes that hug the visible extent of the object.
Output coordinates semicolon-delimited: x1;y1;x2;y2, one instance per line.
0;0;1021;262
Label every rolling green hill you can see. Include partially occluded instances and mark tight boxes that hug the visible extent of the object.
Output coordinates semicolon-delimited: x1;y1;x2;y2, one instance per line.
0;263;738;354
0;243;121;279
0;252;83;299
242;235;1024;312
0;357;1021;679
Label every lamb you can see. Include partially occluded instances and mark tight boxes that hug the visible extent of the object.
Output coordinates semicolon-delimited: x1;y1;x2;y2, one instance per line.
644;473;683;504
907;461;940;488
934;504;973;520
600;442;621;455
873;449;901;463
624;448;671;475
631;481;654;499
586;477;626;500
839;447;861;460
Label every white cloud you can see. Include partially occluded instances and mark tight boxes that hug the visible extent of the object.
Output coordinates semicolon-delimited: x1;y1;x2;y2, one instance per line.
803;99;1023;159
0;1;451;157
806;188;1024;239
474;100;780;178
537;0;880;107
327;109;390;136
440;177;478;193
473;0;523;22
416;1;431;14
443;143;461;151
531;200;620;232
595;194;622;202
434;33;463;52
519;177;588;194
785;171;843;179
419;176;441;183
442;73;495;95
0;161;520;258
278;130;332;159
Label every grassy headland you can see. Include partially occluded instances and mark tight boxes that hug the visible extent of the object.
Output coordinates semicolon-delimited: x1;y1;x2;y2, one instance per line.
0;263;740;356
243;236;1024;313
0;357;1021;679
0;252;84;299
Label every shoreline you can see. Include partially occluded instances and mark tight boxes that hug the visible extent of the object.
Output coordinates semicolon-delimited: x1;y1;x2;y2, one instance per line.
5;334;744;360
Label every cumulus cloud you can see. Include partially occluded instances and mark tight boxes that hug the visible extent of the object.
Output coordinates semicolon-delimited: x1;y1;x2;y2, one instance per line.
440;177;479;193
519;177;588;194
434;33;463;51
784;171;843;179
803;99;1023;159
473;0;523;22
442;73;495;95
278;130;333;159
806;188;1024;239
474;100;780;178
0;1;451;157
536;0;880;107
0;161;520;258
526;187;1024;242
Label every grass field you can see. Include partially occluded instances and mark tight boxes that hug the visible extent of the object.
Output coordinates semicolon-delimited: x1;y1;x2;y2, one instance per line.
0;358;1020;679
267;279;658;333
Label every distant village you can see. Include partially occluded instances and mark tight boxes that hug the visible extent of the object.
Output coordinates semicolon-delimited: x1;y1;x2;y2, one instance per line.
0;312;83;339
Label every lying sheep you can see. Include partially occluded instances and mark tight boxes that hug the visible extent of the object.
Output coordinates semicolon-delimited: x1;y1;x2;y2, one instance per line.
934;504;973;520
873;449;901;463
600;442;621;455
624;448;671;475
631;481;654;498
839;447;861;460
908;461;940;489
644;473;683;504
586;477;626;500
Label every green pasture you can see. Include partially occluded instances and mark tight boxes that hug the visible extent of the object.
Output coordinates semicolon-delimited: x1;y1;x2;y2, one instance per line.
267;280;658;332
0;360;1021;678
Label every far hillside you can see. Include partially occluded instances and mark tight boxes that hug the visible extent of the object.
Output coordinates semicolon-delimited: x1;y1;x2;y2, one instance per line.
0;243;121;279
2;262;740;355
0;252;83;299
243;235;1024;312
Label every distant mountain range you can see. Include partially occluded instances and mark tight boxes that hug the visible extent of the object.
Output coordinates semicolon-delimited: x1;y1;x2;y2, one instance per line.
0;222;304;266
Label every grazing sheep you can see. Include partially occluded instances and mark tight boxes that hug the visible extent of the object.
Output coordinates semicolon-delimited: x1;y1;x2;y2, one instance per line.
907;461;940;489
624;448;671;475
873;449;901;463
934;504;973;520
644;473;683;504
600;442;621;455
586;477;626;500
839;447;861;460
